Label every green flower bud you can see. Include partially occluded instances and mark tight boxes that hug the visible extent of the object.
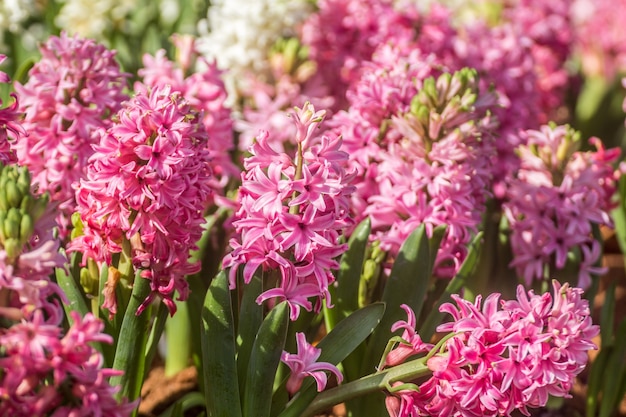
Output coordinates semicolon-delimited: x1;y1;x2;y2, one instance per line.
19;214;34;243
0;188;8;211
19;195;33;214
5;181;22;208
3;238;22;261
4;208;21;239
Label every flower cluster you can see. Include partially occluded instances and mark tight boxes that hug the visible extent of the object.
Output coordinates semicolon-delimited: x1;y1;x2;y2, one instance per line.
70;85;213;316
12;32;128;235
0;163;65;321
572;0;626;80
223;103;355;320
344;68;498;277
0;55;24;165
54;0;136;40
281;332;343;395
384;281;599;417
299;0;424;108
139;35;237;201
503;124;620;288
0;311;136;417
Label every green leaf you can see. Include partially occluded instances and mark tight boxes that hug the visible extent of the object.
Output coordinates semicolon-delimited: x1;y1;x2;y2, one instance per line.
419;232;483;341
278;302;386;417
237;271;264;403
427;225;447;272
55;250;90;322
586;347;610;417
361;225;431;375
158;392;206;417
201;270;242;417
599;317;626;417
324;217;371;331
243;302;289;417
600;282;616;347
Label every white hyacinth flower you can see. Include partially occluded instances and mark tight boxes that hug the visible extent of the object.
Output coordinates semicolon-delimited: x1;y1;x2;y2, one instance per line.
196;0;313;103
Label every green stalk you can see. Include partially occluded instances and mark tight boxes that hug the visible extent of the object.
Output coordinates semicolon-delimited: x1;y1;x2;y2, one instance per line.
296;355;432;417
165;299;192;377
110;274;153;408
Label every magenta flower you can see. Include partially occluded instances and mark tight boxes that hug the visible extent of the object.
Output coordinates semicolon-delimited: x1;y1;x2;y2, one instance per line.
299;0;436;109
383;281;599;417
0;311;135;417
573;0;626;79
12;32;128;236
334;66;498;278
503;124;620;288
69;85;214;315
281;332;343;394
0;55;25;164
223;102;355;320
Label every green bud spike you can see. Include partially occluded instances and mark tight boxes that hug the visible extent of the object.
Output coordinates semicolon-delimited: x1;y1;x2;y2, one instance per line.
19;214;34;243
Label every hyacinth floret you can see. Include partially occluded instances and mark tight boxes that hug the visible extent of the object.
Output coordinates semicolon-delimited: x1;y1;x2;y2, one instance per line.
70;85;213;316
12;32;129;236
223;102;355;320
383;280;599;417
281;332;343;395
503;123;620;288
0;163;66;322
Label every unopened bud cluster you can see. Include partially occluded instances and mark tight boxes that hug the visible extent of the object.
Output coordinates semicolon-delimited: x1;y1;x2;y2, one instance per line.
0;163;48;262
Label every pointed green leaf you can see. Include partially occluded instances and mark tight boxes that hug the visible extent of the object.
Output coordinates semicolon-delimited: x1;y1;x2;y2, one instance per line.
419;232;483;341
201;271;242;417
237;271;264;402
586;346;610;417
600;282;616;347
427;225;447;272
55;250;89;321
278;302;385;417
328;217;372;326
244;302;289;417
361;225;431;374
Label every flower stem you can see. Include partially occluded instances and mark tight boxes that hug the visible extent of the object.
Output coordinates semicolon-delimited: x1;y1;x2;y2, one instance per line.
298;355;432;417
110;272;152;408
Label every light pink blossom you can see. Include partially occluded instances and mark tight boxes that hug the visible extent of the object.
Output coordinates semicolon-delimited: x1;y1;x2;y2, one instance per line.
281;332;343;394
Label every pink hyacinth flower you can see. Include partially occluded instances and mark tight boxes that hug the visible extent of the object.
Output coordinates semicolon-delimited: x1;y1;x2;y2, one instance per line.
281;332;343;394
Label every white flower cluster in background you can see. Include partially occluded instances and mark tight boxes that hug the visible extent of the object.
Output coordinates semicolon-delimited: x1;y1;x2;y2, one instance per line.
55;0;137;39
196;0;313;102
0;0;38;48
